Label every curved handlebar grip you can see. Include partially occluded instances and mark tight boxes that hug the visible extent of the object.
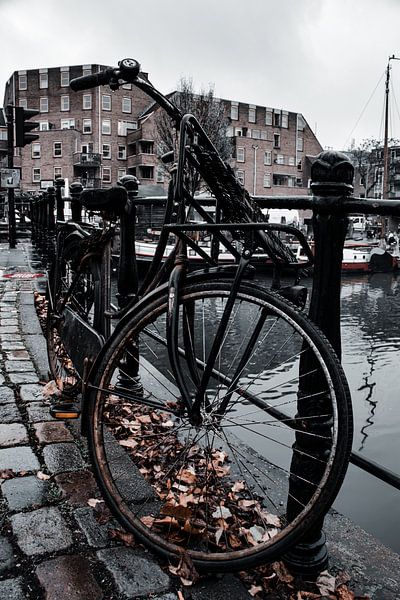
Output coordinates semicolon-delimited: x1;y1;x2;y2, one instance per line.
70;70;112;91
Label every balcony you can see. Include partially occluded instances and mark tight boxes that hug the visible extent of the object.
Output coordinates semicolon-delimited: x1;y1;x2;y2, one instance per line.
127;153;155;169
78;177;102;189
73;152;101;168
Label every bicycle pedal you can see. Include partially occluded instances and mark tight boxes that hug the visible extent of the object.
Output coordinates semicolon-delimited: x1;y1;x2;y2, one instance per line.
50;400;81;420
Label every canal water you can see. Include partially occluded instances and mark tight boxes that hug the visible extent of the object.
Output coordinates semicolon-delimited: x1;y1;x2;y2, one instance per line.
252;270;400;554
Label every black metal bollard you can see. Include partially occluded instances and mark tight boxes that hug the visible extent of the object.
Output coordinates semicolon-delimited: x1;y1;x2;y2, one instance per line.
116;175;143;393
283;151;354;575
46;186;56;262
55;178;65;222
69;182;83;222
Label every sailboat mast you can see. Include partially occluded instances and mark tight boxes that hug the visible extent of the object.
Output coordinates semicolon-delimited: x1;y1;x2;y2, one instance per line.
383;59;391;199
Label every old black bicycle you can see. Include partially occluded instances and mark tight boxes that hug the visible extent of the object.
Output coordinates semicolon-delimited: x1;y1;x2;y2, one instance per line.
46;58;353;572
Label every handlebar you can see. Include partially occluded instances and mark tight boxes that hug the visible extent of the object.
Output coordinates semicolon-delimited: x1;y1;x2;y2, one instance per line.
70;59;182;122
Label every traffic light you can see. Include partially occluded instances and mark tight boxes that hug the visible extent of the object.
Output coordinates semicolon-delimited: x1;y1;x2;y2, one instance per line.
15;107;40;147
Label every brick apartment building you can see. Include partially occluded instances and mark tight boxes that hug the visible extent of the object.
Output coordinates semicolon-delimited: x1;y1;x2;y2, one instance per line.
2;62;323;196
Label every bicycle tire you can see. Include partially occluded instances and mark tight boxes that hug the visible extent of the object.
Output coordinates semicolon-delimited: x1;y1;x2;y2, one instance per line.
86;279;352;572
46;237;103;393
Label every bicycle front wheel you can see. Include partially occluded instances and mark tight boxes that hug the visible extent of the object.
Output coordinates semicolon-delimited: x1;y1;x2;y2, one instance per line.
87;280;352;571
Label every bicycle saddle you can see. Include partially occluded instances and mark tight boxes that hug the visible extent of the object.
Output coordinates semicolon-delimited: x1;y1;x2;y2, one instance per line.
78;186;128;213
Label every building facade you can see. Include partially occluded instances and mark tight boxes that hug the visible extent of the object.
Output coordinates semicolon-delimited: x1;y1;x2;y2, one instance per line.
2;64;153;191
2;62;323;196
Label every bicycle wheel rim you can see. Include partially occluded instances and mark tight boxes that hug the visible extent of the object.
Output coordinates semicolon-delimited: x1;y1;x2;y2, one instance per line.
88;281;352;570
46;241;101;392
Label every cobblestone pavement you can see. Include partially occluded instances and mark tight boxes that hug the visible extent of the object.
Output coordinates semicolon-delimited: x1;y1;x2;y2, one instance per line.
1;240;400;600
0;241;253;600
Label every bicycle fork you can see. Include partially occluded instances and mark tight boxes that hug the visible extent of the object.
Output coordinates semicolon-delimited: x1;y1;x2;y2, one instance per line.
166;251;251;426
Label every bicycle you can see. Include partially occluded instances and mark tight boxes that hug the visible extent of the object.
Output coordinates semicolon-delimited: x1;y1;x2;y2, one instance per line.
45;58;353;573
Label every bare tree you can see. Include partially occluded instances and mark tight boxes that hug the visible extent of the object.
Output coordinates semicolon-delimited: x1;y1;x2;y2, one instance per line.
154;77;231;193
349;137;399;197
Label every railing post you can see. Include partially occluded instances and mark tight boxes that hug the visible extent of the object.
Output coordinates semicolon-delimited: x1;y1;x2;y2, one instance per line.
69;182;83;222
116;175;142;393
284;151;354;575
55;178;65;222
46;186;56;262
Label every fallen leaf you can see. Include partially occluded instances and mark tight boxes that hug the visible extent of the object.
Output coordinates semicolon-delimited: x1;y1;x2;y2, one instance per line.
212;506;232;520
231;480;245;493
108;528;136;547
41;380;61;398
87;498;104;508
168;552;199;586
118;438;138;449
272;561;294;584
0;469;15;480
249;584;263;596
316;570;336;596
36;471;51;480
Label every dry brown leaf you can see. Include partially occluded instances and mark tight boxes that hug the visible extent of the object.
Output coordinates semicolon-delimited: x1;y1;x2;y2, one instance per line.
231;480;246;493
272;561;294;584
42;380;61;399
249;584;263;596
0;469;16;480
140;515;155;528
87;498;104;508
118;438;138;449
168;552;199;586
316;570;336;596
108;528;136;547
37;471;51;480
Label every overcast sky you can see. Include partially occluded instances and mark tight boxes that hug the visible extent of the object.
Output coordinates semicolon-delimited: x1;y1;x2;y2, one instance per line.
1;0;400;150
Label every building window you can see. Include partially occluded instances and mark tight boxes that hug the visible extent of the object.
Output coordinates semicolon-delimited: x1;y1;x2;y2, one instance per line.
122;97;132;113
32;168;41;182
83;94;92;110
297;114;305;131
248;105;256;123
102;143;111;159
273;133;280;148
139;166;154;179
276;154;284;165
264;150;272;165
40;97;49;113
297;137;304;152
60;68;69;87
19;98;28;109
102;119;111;135
288;156;295;166
281;111;289;128
263;173;271;188
39;70;48;89
61;96;69;111
0;131;7;141
31;143;41;159
265;108;273;126
297;159;302;171
39;122;49;131
102;94;111;111
53;142;62;157
273;174;287;186
288;176;297;187
54;167;62;179
117;168;127;180
118;145;127;160
18;72;27;90
82;65;92;76
236;147;245;162
102;167;111;183
82;118;92;133
274;111;281;127
251;130;260;139
236;170;245;185
61;118;75;129
230;102;239;120
117;120;137;135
